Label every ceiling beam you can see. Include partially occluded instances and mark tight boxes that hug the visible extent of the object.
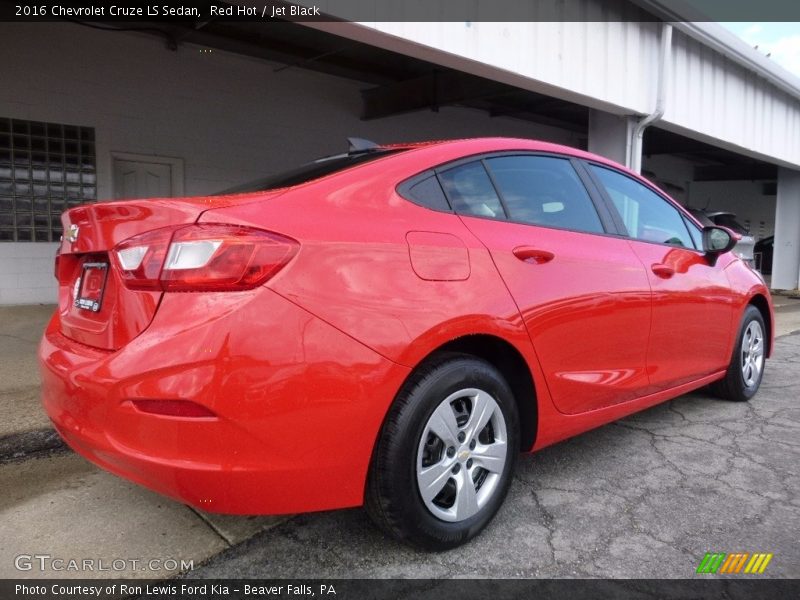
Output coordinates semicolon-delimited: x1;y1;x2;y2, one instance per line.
485;105;586;132
361;71;510;120
694;164;778;182
643;135;716;155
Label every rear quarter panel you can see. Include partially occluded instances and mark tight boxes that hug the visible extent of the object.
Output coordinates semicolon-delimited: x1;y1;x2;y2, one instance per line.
199;144;539;371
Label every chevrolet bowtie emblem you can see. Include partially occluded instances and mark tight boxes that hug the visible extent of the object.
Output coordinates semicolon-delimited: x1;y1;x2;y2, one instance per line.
66;224;80;243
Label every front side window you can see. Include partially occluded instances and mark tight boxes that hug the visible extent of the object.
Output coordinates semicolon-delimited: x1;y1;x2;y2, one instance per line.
485;155;603;234
590;165;695;248
683;216;703;249
438;161;506;219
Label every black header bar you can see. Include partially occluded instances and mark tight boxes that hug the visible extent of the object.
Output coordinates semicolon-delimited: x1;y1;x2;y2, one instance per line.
2;0;800;23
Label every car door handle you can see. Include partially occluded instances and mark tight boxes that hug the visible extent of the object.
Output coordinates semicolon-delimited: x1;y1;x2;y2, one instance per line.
512;246;555;264
651;263;675;278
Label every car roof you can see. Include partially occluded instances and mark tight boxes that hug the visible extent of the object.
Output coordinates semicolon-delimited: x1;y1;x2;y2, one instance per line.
381;136;683;206
380;137;640;174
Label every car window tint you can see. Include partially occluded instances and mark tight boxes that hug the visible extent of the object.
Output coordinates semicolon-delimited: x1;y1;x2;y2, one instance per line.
590;165;695;248
485;156;603;234
405;174;451;211
438;162;506;219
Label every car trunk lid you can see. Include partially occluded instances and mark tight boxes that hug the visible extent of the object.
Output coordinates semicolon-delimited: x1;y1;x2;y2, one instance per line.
55;192;286;350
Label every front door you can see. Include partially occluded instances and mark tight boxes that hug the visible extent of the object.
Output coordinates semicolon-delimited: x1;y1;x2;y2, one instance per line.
587;163;735;393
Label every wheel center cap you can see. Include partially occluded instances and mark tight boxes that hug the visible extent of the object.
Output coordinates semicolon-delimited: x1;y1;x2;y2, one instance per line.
457;449;470;461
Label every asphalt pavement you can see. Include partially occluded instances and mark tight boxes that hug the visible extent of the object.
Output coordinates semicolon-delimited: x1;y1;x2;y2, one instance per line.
193;333;800;579
1;301;798;579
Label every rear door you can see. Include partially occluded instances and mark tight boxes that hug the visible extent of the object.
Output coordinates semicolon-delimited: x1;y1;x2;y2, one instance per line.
436;154;652;414
586;163;735;392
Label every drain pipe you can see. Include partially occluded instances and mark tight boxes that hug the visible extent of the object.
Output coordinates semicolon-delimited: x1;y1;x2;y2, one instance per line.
629;23;673;173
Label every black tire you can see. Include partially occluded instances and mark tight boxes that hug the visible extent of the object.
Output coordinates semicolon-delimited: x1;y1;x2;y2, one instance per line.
711;305;767;402
365;353;519;551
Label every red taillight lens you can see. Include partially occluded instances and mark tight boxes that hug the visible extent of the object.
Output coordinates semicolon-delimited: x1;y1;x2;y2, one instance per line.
112;224;298;292
114;227;173;290
131;399;216;418
161;225;298;292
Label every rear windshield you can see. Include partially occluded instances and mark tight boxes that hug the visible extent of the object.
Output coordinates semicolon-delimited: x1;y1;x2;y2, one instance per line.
216;149;404;195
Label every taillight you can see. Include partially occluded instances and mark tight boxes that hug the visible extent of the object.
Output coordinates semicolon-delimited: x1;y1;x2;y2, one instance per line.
115;228;173;290
112;224;299;292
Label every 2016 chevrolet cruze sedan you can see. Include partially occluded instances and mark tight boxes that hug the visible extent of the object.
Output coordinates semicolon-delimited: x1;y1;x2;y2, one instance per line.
40;137;773;550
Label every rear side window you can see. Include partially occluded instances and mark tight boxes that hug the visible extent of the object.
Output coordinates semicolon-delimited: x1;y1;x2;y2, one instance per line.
485;155;603;234
403;174;451;211
438;162;506;219
590;165;695;249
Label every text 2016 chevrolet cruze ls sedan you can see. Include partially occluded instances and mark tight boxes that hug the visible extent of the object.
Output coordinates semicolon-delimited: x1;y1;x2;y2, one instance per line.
40;138;773;550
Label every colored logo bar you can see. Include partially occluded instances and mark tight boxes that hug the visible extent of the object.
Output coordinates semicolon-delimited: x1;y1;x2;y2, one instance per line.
696;552;773;574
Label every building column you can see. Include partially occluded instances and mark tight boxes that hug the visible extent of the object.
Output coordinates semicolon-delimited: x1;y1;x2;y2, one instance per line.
772;167;800;290
587;110;636;169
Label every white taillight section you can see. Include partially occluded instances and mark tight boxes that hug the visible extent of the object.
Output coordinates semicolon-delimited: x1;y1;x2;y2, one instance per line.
117;245;148;270
163;240;222;271
112;224;299;292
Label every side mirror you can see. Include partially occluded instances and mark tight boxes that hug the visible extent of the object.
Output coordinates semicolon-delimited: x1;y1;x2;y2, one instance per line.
702;226;738;255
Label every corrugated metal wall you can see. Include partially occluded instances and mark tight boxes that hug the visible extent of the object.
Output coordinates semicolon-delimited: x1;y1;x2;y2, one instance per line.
358;19;661;114
665;29;800;168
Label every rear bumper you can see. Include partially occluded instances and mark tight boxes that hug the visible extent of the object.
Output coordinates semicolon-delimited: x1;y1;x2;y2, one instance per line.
39;287;409;514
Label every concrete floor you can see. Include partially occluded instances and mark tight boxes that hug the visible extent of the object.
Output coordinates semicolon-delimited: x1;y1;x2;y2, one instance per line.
0;305;52;436
772;294;800;336
0;450;287;579
0;304;286;579
0;299;798;579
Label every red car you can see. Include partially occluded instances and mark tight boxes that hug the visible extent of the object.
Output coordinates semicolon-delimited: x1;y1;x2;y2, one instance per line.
40;137;773;550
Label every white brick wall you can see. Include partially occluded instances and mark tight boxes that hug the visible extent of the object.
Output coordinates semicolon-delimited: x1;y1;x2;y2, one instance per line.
0;22;580;305
0;242;58;305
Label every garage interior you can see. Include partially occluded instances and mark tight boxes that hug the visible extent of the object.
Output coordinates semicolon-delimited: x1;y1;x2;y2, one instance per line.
91;18;782;263
0;15;798;304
